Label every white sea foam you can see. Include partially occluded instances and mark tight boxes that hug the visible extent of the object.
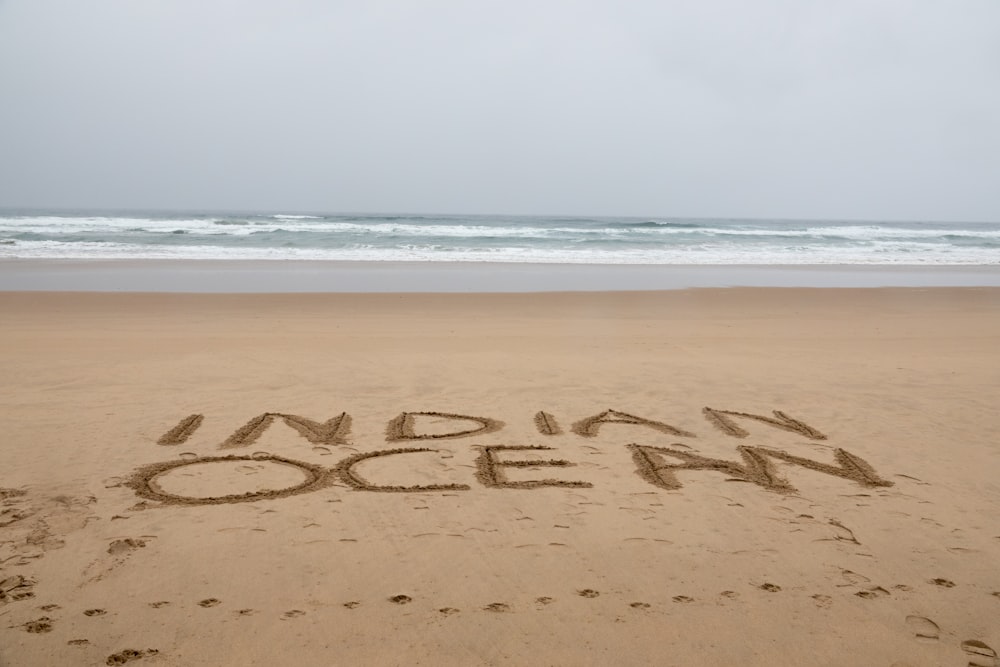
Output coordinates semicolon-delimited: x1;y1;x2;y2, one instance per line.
3;238;998;264
1;212;997;265
4;215;998;241
0;216;224;235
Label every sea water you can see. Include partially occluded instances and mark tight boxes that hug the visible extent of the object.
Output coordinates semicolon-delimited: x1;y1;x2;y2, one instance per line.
1;210;998;265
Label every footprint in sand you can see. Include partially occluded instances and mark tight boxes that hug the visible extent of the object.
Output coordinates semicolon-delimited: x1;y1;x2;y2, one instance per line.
841;570;871;585
905;615;939;642
84;608;107;616
105;648;159;665
107;538;146;555
812;594;833;608
0;575;36;603
929;578;956;588
148;601;170;608
577;589;600;598
855;586;890;600
389;595;412;605
198;598;221;608
759;583;782;593
673;595;694;603
282;610;305;619
22;617;53;633
484;603;510;612
438;607;460;615
236;609;256;616
67;639;90;646
961;640;998;667
535;597;554;605
720;591;739;600
343;601;361;609
630;602;651;609
39;604;61;611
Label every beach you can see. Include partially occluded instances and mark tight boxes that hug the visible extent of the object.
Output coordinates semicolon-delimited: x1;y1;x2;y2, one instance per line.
4;0;1000;661
1;285;998;666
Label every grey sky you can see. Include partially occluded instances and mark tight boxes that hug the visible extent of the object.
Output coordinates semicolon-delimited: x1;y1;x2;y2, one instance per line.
1;1;998;221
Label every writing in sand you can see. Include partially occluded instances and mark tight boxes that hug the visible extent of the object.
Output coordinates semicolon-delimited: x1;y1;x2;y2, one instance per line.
129;408;894;505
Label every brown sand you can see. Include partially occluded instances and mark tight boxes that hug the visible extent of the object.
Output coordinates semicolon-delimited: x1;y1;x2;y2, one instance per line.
1;288;999;666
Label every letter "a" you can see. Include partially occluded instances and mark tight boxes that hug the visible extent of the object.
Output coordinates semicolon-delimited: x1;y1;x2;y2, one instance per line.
572;410;694;438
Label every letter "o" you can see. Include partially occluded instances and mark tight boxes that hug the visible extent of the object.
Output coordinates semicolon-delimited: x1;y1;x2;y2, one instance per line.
127;454;330;505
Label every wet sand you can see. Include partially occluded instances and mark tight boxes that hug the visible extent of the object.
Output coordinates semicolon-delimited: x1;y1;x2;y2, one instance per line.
1;288;999;666
3;259;1000;292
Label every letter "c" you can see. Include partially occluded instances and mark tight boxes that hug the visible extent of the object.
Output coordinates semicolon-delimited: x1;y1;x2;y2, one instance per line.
335;448;471;492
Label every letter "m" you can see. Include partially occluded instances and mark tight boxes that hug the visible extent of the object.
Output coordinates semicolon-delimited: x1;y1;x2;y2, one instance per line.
628;444;892;493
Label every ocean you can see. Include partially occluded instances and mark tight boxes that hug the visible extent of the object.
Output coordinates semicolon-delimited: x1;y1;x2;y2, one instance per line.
1;210;998;265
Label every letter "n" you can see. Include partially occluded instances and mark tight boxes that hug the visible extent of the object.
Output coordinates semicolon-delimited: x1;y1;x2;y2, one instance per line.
702;407;826;440
220;412;352;449
628;444;891;493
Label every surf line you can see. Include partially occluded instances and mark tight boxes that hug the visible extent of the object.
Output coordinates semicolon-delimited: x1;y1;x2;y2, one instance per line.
131;408;891;506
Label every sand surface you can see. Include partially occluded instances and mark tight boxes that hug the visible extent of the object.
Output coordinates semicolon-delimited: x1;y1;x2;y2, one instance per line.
1;288;998;666
4;259;1000;292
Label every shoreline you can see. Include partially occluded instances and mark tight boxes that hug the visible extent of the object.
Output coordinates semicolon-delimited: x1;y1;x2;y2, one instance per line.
2;259;1000;292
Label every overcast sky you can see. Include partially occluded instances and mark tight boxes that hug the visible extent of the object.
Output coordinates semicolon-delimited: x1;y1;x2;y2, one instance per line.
1;1;998;221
